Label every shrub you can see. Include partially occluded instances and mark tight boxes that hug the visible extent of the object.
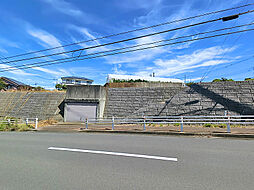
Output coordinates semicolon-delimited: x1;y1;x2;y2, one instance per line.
0;122;33;131
186;82;195;87
212;78;234;82
110;79;148;83
203;123;212;128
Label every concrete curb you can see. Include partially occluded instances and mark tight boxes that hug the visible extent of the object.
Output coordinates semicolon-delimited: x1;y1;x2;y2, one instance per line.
79;129;254;139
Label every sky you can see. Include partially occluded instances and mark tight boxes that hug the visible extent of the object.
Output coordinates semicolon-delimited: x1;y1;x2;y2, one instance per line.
0;0;253;89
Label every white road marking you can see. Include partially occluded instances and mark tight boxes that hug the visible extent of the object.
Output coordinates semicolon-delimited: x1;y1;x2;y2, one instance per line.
48;147;178;162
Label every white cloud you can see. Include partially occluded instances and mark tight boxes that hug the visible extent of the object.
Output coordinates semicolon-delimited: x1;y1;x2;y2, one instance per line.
135;46;236;77
0;38;19;48
0;47;8;54
44;0;83;17
43;0;100;24
115;0;162;10
27;28;64;52
0;64;36;76
32;66;70;76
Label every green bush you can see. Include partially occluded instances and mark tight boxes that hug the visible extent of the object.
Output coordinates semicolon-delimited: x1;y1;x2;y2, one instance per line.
245;78;254;81
110;79;148;83
55;84;67;91
212;78;234;82
0;122;33;131
203;123;212;128
0;78;6;90
186;82;195;87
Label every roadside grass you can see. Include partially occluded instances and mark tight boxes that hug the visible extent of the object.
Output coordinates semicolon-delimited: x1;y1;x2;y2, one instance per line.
0;123;33;131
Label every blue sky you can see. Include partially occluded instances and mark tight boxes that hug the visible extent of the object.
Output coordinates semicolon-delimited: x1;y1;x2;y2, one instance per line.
0;0;253;89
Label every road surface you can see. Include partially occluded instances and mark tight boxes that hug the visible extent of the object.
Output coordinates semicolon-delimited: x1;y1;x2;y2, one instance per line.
0;132;253;189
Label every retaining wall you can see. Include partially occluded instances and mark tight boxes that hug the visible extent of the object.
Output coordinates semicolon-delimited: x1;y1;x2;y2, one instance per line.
104;84;184;117
0;91;66;120
104;81;254;117
1;81;254;121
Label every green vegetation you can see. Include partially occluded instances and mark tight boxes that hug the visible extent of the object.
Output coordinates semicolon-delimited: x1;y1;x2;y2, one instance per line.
0;78;6;90
55;83;67;91
203;123;227;128
186;82;195;86
110;79;148;83
212;77;234;82
33;86;45;91
244;78;254;81
0;122;33;131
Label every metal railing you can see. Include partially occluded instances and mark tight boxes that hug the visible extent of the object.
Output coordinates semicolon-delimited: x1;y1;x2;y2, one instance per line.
0;118;38;129
81;115;254;133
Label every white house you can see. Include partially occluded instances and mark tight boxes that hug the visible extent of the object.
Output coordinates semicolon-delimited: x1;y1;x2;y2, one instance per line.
61;76;93;85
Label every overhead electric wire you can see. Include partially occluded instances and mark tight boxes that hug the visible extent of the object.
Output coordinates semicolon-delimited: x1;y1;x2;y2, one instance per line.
200;18;254;81
207;56;254;77
0;28;253;73
4;3;254;60
2;9;254;65
1;22;253;71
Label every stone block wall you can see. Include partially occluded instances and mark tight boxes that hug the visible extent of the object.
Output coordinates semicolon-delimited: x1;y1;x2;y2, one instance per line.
104;81;254;117
103;86;184;117
0;91;65;120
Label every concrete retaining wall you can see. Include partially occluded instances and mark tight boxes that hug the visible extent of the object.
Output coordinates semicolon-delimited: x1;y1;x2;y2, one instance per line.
66;85;106;118
104;81;254;117
104;86;184;117
0;91;65;120
1;81;254;121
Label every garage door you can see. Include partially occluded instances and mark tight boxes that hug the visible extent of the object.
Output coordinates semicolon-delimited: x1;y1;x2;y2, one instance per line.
65;102;97;122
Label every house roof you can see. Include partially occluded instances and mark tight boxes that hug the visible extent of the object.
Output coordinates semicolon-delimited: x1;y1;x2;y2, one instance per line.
0;77;28;86
61;76;93;82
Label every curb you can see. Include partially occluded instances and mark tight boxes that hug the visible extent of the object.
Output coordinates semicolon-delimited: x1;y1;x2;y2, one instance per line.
79;129;254;139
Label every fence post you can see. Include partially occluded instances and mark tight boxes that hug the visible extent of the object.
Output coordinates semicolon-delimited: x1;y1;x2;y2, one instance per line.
227;115;231;133
26;118;29;126
143;116;146;131
7;119;10;125
86;118;88;129
112;116;114;130
180;116;184;132
35;118;38;130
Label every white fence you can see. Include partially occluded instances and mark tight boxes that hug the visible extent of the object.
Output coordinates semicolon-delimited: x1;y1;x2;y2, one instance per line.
82;115;254;133
0;118;38;129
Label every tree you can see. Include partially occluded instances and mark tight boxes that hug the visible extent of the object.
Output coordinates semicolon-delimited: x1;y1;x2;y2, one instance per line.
0;79;6;90
55;84;67;91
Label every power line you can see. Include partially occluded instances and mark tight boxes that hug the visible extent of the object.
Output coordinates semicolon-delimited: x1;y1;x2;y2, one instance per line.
4;3;254;60
1;22;253;71
208;56;254;78
2;9;254;65
200;18;254;81
1;27;253;73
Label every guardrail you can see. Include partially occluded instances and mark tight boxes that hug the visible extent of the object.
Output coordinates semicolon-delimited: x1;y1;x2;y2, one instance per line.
81;115;254;133
0;118;38;129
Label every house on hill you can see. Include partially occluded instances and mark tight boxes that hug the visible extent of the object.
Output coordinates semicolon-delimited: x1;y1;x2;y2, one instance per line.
0;77;31;90
61;76;93;85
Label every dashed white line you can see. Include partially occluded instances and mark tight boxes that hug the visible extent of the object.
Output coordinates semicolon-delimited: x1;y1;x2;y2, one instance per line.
48;147;178;162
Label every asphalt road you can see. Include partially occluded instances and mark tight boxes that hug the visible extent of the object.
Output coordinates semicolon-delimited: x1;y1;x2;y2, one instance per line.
0;132;253;190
